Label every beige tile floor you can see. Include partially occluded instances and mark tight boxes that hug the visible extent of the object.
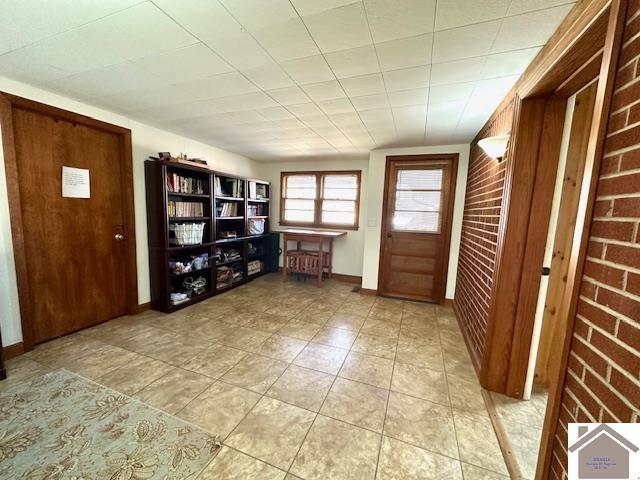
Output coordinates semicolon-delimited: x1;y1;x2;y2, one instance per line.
491;388;548;479
1;274;510;480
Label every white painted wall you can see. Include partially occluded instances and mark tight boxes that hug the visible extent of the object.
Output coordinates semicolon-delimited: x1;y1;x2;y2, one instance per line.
257;158;369;278
0;76;260;346
260;145;469;299
362;145;470;299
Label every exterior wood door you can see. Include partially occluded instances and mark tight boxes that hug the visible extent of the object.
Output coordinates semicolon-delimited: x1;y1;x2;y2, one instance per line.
8;104;134;345
378;155;458;303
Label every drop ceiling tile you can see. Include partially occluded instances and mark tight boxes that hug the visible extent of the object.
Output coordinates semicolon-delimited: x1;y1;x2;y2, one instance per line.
51;62;167;99
351;93;390;111
329;112;362;127
435;0;510;31
242;63;295;89
317;98;356;114
213;91;279;112
0;0;141;55
325;45;381;78
383;65;430;92
301;80;347;101
302;2;371;53
91;85;192;112
253;18;320;61
429;82;475;103
266;86;311;105
153;0;243;41
300;115;335;128
287;102;324;117
463;75;519;118
364;0;436;43
281;55;335;84
134;43;233;83
291;0;360;16
427;99;466;126
314;125;345;137
257;106;295;120
219;0;298;30
432;20;501;63
174;71;258;101
98;2;197;61
375;34;433;71
430;57;485;86
358;107;395;126
340;73;385;96
388;88;428;107
481;47;541;78
0;50;68;84
492;5;574;53
205;31;273;69
508;0;576;16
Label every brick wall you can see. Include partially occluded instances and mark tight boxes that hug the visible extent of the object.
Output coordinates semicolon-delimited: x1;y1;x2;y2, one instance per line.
454;101;514;364
550;2;640;478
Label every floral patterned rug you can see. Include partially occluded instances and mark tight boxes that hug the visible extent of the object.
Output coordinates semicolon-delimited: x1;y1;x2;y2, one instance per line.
0;369;221;479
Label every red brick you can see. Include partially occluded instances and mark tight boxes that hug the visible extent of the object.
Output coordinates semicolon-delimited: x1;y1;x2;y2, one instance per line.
609;368;640;414
577;300;618;334
590;220;636;242
611;81;640;113
583;260;626;289
580;280;598;300
586;240;605;259
600;156;620;175
617;320;640;352
596;172;640;197
572;337;609;378
620;149;640;170
627;272;640;296
593;199;613;217
590;328;639;375
597;286;640;322
584;370;632;421
629;102;640;125
616;61;636;89
619;34;640;67
612;196;640;216
609;109;628;132
605;243;640;269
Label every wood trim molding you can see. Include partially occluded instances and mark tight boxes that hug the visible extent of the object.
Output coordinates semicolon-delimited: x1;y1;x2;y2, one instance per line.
359;288;378;296
536;0;628;478
2;342;24;360
0;93;139;352
481;98;547;392
331;273;362;284
505;98;568;398
133;302;151;315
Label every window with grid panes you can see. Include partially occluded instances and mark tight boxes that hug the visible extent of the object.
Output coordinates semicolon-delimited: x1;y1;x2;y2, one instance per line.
281;171;361;229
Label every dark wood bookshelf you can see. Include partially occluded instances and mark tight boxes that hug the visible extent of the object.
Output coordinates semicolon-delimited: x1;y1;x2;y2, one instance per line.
145;159;277;313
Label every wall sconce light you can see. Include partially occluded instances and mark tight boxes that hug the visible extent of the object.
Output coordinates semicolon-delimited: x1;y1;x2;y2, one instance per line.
478;133;510;161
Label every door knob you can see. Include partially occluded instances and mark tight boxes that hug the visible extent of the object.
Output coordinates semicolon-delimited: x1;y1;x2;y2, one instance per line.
115;234;124;240
386;234;392;238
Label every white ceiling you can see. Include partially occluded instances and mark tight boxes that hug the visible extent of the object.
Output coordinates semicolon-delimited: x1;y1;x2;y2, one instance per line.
0;0;575;161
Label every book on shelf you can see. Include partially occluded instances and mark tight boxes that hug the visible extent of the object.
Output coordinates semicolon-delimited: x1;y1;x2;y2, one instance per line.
215;176;243;198
247;204;265;216
168;201;204;218
216;202;238;217
166;173;205;194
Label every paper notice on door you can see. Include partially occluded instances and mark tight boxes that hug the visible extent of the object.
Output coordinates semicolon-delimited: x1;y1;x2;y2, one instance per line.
62;166;90;198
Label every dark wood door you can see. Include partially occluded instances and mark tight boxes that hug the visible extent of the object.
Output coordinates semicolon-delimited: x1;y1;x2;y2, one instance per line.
12;108;129;344
379;155;458;303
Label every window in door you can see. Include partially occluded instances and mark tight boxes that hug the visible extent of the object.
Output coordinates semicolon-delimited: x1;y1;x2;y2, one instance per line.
392;168;444;233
